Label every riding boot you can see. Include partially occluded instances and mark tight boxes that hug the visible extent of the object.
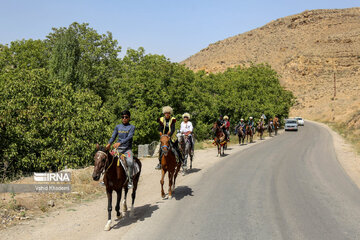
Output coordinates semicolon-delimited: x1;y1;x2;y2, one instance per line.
127;166;133;189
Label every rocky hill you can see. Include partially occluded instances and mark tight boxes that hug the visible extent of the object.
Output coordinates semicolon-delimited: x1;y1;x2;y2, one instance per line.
181;8;360;129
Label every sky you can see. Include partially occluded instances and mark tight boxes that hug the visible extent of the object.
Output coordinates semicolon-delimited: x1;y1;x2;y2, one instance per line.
0;0;358;62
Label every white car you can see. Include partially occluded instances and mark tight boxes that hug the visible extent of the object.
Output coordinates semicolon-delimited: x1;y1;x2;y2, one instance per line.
294;117;304;126
284;119;298;131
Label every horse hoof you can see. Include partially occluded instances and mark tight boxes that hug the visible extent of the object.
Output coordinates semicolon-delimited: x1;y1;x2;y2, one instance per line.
104;220;111;231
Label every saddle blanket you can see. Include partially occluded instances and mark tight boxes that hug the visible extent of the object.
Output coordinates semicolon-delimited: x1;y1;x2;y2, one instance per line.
110;150;140;177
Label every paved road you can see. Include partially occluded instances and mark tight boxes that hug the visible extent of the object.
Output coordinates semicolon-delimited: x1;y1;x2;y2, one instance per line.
122;122;360;240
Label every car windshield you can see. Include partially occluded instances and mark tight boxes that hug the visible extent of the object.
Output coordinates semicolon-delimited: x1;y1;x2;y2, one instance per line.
286;120;297;124
298;118;303;120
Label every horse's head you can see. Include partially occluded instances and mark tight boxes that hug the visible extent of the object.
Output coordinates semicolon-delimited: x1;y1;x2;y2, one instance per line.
92;144;109;181
176;131;184;144
160;134;171;156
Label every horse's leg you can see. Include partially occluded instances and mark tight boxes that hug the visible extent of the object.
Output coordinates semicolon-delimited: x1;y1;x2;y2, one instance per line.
168;170;174;199
190;154;193;169
130;173;140;218
115;189;122;219
160;168;166;199
122;186;128;216
104;190;112;231
173;163;180;190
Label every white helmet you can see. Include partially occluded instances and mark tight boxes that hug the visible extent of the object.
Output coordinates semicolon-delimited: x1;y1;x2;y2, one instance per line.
249;117;253;120
240;118;244;121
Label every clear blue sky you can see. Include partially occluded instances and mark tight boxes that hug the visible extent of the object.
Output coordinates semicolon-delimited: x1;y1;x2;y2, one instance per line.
0;0;358;62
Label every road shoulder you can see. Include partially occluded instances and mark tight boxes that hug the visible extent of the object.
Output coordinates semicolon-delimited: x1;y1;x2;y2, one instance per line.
308;120;360;189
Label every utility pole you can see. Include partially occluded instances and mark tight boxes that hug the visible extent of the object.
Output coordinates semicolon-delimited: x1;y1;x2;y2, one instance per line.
333;72;336;99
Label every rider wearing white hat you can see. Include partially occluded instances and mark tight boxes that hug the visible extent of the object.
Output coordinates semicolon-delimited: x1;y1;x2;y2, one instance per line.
179;113;194;169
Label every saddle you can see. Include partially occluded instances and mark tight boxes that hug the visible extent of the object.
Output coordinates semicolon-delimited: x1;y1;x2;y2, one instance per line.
110;149;140;177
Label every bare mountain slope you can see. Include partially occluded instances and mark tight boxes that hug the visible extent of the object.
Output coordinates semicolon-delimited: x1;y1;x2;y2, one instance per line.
182;8;360;129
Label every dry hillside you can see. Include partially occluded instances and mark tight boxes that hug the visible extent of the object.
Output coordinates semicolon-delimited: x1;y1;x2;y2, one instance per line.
182;8;360;130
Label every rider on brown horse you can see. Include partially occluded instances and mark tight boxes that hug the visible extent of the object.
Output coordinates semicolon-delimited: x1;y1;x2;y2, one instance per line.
155;106;184;170
248;116;255;133
217;114;229;140
235;118;246;135
106;110;135;189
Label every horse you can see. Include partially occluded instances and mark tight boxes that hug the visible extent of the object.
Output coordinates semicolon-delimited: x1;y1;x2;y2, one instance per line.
235;125;245;145
246;124;253;143
177;132;194;172
92;144;141;231
257;122;265;140
274;118;279;136
213;122;226;156
159;134;181;199
268;121;273;137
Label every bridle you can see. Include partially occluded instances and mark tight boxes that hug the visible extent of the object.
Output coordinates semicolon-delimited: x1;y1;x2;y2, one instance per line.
160;135;171;154
96;150;113;173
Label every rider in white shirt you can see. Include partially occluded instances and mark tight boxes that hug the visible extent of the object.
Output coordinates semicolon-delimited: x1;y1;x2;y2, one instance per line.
180;113;194;167
180;113;193;135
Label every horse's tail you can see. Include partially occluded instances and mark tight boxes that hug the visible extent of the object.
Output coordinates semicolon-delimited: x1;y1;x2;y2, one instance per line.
134;157;142;172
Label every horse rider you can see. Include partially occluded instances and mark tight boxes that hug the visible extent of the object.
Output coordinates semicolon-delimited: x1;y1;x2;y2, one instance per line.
248;116;255;133
217;114;229;140
155;106;184;170
259;116;265;128
224;116;230;141
269;118;274;129
180;113;194;168
106;110;135;189
235;118;246;135
274;116;279;126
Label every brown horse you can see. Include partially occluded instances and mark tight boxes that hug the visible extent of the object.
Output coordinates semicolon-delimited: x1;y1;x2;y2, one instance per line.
236;125;245;145
92;144;141;231
159;134;181;200
274;117;279;136
213;122;226;156
246;125;253;143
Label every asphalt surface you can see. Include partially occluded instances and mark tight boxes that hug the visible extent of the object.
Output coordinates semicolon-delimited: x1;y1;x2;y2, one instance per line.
122;122;360;240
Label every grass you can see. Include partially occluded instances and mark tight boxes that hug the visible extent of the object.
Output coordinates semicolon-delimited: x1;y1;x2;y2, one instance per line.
327;122;360;155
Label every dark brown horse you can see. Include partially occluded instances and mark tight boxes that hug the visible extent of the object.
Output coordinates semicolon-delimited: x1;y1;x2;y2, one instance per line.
236;125;245;145
268;120;273;137
159;134;181;199
257;121;265;140
246;124;253;143
92;144;141;231
213;122;226;156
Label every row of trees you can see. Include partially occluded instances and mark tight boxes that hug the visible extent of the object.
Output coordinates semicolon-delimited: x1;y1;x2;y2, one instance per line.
0;23;294;180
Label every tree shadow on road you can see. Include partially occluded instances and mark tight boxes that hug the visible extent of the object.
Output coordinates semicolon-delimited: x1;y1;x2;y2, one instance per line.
112;203;159;229
173;186;193;201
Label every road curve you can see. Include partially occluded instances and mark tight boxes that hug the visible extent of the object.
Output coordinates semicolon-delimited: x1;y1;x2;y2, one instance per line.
122;122;360;240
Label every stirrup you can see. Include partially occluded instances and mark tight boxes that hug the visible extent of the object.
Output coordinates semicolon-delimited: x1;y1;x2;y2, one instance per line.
128;181;133;189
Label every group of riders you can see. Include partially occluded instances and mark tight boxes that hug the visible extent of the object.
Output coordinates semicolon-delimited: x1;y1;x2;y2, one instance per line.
105;106;279;189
